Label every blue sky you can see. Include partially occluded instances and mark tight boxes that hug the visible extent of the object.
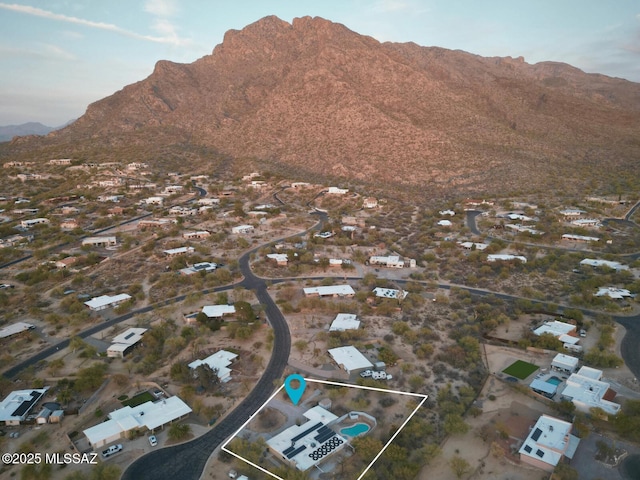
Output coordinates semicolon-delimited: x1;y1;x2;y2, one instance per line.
1;0;639;126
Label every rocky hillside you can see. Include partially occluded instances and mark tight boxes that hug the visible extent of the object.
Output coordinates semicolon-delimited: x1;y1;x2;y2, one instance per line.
5;15;640;195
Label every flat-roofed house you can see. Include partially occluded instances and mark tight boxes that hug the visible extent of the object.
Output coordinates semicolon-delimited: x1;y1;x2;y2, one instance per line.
329;314;361;332
188;350;238;383
84;293;132;311
328;346;373;374
107;328;148;358
0;388;49;425
519;415;580;472
303;285;355;298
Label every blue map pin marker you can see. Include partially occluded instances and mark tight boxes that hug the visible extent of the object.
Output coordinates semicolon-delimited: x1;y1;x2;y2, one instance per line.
284;374;306;405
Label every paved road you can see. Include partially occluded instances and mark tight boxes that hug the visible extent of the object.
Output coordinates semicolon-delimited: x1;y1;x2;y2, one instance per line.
122;214;325;480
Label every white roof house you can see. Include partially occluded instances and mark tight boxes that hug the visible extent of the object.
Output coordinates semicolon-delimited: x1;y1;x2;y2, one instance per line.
560;368;620;415
188;350;238;383
83;396;192;448
0;388;49;425
369;255;404;268
84;293;132;311
439;210;455;216
595;287;632;299
107;328;147;358
231;225;254;234
372;287;407;300
326;187;348;194
580;259;629;271
487;254;527;263
303;285;355;297
0;322;35;339
329;314;361;332
437;220;452;227
328;346;373;374
518;415;580;472
533;321;578;345
562;234;599;242
82;236;117;247
201;305;236;318
551;353;579;374
267;406;345;471
459;242;488;250
163;246;194;257
180;262;218;275
267;253;289;265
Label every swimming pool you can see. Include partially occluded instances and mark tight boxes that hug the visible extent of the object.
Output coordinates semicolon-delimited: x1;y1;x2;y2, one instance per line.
546;376;562;386
340;423;370;437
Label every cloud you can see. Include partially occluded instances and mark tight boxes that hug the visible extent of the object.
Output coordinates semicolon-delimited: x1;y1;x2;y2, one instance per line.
144;0;178;18
0;43;76;61
0;2;188;46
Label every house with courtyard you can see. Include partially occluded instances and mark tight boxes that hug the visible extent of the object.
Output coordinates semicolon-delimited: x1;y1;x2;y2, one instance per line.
560;366;621;416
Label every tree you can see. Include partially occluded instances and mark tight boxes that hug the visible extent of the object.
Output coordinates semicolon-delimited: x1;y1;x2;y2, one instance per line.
444;414;470;435
194;364;219;391
449;455;471;479
168;423;191;441
88;463;121;480
552;463;579;480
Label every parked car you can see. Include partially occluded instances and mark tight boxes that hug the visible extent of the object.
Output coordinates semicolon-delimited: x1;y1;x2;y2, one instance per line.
359;370;373;378
148;435;157;447
102;444;123;458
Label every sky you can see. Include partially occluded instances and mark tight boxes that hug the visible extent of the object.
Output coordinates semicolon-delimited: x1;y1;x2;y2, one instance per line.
0;0;639;126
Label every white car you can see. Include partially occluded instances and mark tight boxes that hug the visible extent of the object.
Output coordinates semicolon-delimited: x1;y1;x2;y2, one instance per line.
102;444;123;458
359;370;373;378
148;435;158;447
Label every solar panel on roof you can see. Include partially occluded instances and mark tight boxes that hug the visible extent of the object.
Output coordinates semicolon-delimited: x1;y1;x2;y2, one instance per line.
531;428;542;441
291;422;323;443
536;449;544;458
283;446;295;456
124;332;135;340
523;445;532;453
286;445;306;459
316;431;336;444
11;391;44;418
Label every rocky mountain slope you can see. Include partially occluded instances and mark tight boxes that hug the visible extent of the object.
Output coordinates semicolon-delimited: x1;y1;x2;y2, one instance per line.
5;16;640;194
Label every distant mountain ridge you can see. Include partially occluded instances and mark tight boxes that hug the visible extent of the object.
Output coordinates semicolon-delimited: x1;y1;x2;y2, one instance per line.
0;122;56;142
3;15;640;195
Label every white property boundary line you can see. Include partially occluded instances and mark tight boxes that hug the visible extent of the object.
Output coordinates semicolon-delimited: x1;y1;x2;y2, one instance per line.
221;377;429;480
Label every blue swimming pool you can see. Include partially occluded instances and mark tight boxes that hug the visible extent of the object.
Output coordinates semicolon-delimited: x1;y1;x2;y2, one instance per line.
340;423;370;437
547;376;562;386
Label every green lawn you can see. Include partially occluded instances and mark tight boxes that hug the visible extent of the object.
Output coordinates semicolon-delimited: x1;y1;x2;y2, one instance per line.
502;360;538;379
121;391;154;407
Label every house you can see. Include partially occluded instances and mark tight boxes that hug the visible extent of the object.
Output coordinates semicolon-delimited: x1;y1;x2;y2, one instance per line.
82;236;117;247
459;242;488;251
372;287;408;300
518;415;580;472
329;314;361;332
326;187;348;195
560;367;620;415
505;224;544;235
59;219;82;232
163;185;184;194
437;220;452;227
48;158;72;165
533;321;579;346
439;210;455;216
197;198;220;206
144;196;164;205
551;353;579;374
180;262;218;275
107;328;147;358
562;234;599;242
363;198;378;209
559;209;585;217
138;218;176;229
0;322;35;340
267;406;347;471
0;388;49;425
182;231;211;240
328;346;373;374
580;259;628;271
267;253;289;266
303;285;355;297
169;206;197;216
83;396;192;448
20;218;50;229
487;254;527;263
369;255;404;268
55;257;77;269
570;218;601;228
188;350;238;383
595;287;633;299
84;293;132;311
201;304;236;319
97;195;122;202
290;182;310;188
163;246;194;257
231;225;254;234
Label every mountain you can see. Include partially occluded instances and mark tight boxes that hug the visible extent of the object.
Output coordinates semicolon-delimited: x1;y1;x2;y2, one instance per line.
0;122;56;142
3;16;640;196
